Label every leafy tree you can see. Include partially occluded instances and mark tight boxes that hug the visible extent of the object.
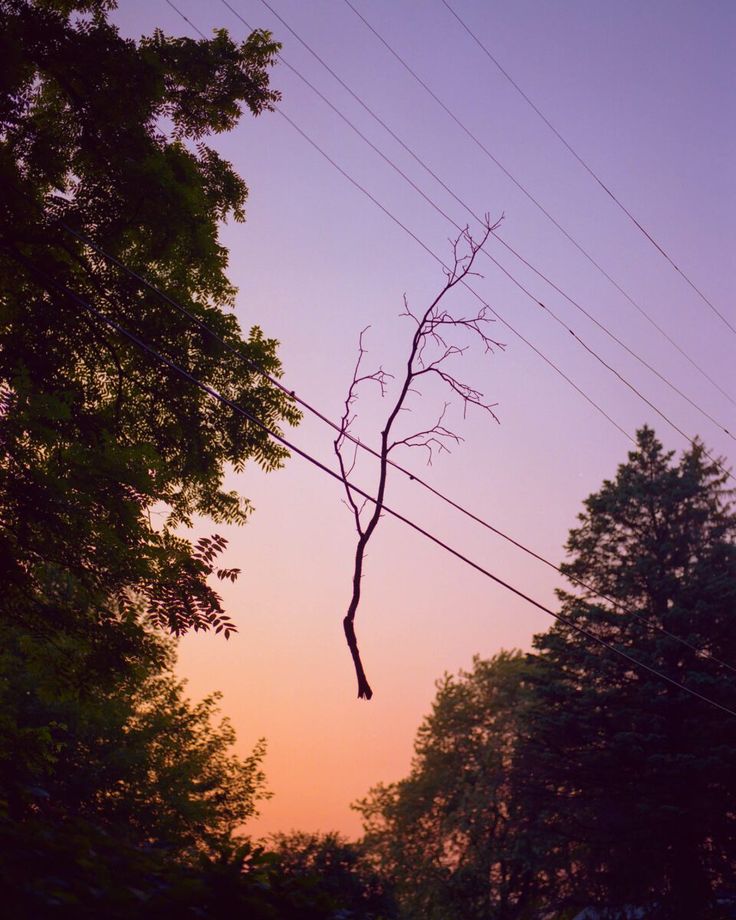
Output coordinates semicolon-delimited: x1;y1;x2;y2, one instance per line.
357;652;546;920
522;427;736;918
268;831;399;919
0;4;307;911
0;611;270;915
1;615;402;919
358;429;736;920
0;0;299;639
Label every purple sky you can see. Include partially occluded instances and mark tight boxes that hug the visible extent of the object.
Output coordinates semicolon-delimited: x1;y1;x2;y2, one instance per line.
112;0;735;837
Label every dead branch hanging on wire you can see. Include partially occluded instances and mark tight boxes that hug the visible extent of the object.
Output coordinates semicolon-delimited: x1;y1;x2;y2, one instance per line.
335;217;504;699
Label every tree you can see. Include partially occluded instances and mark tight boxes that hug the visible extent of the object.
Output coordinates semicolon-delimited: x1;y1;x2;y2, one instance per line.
0;4;305;910
358;429;736;919
1;612;404;919
357;652;547;920
268;831;399;919
0;610;270;915
522;427;736;918
0;0;299;640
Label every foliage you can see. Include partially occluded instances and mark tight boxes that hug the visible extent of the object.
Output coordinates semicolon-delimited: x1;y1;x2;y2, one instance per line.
268;831;399;919
0;611;270;915
0;4;338;914
359;429;736;919
0;0;300;638
523;427;736;918
2;821;399;919
0;614;402;918
357;652;545;920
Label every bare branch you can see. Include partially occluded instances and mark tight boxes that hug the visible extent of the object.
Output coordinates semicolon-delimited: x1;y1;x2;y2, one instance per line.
389;403;463;464
336;216;503;700
334;327;394;534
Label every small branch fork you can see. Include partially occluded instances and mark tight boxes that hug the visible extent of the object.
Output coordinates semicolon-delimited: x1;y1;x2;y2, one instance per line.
335;218;504;699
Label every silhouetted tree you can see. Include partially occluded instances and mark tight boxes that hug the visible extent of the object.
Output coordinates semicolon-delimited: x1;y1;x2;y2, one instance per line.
357;652;547;919
0;3;304;912
269;831;399;919
0;0;299;642
523;427;736;918
0;611;270;915
358;429;736;919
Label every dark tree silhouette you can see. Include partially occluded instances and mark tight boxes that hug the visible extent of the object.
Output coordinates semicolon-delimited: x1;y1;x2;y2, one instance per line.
358;429;736;918
523;427;736;917
335;219;503;698
0;0;299;639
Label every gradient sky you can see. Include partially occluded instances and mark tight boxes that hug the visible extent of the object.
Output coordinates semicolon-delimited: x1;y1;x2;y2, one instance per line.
112;0;735;838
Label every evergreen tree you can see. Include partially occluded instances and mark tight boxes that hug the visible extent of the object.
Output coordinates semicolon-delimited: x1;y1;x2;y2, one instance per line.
524;427;736;918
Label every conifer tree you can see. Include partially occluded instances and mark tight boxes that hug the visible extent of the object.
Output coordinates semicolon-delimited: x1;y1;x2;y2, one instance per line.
524;427;736;917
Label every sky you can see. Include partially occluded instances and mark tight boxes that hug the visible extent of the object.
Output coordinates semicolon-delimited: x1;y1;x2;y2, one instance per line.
112;0;735;838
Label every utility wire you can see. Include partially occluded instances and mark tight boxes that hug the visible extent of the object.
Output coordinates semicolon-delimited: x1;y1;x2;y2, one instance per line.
158;0;735;661
241;0;733;441
273;106;634;445
228;0;734;444
166;0;635;445
186;0;734;483
164;0;203;36
54;215;736;677
197;0;736;478
279;76;735;479
493;235;734;438
439;0;735;339
17;251;736;717
160;0;736;670
340;0;736;407
216;0;735;467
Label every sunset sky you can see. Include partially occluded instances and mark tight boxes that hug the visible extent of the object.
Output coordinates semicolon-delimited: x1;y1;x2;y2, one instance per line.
112;0;735;838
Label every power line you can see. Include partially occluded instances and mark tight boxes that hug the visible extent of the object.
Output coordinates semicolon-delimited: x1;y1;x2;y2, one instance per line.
273;105;635;445
53;215;736;678
221;4;736;474
340;0;736;407
160;0;736;579
279;74;735;478
439;0;736;339
164;0;205;37
157;0;736;682
230;0;734;444
212;1;735;471
186;2;734;484
165;0;635;443
158;0;735;663
493;234;735;437
17;251;736;717
485;252;736;483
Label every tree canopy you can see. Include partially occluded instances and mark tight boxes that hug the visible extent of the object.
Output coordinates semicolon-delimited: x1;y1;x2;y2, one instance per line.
525;427;736;917
359;428;736;919
0;3;315;913
0;611;270;914
0;0;299;639
357;651;544;920
269;831;399;919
